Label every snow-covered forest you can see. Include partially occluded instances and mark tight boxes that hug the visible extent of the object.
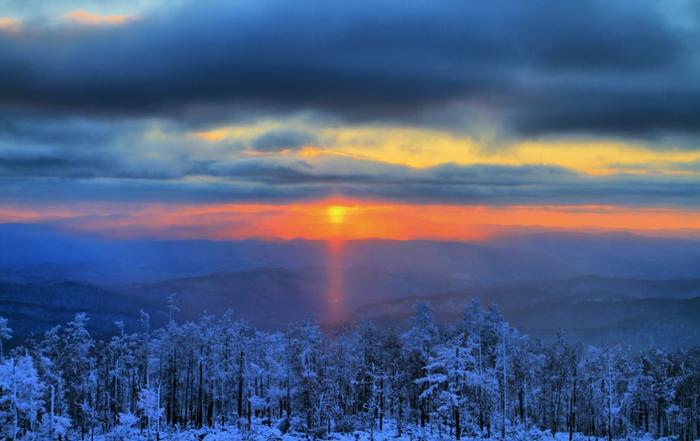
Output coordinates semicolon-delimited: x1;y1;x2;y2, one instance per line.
1;300;699;441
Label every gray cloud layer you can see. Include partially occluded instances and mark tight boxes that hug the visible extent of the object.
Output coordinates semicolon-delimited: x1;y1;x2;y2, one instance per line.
1;151;698;207
1;0;699;208
0;0;698;139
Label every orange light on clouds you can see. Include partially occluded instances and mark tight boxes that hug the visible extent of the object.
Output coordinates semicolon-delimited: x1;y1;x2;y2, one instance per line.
3;200;700;241
0;17;21;35
63;11;133;26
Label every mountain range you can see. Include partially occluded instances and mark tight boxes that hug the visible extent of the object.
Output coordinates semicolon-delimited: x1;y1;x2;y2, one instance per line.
1;223;699;349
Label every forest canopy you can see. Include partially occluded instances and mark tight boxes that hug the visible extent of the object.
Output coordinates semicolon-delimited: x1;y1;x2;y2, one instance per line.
0;301;699;440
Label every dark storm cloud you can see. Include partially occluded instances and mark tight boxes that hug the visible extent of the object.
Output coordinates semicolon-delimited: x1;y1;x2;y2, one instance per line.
505;76;700;138
0;0;697;138
0;148;183;179
0;151;108;178
0;115;132;147
0;115;185;178
1;0;698;210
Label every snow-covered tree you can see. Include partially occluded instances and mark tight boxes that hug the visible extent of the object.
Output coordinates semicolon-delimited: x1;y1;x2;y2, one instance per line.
138;386;163;441
111;412;138;440
0;354;46;439
0;316;11;360
417;332;480;439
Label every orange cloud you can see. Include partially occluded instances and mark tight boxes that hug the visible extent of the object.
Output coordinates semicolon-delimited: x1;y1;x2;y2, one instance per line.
63;11;133;26
5;200;700;241
0;17;21;35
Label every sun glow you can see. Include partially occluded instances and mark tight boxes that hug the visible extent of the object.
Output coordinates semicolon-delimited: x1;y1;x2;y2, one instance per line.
327;205;348;224
6;200;700;241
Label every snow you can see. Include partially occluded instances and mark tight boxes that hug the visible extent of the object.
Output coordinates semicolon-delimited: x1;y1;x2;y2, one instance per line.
82;421;674;440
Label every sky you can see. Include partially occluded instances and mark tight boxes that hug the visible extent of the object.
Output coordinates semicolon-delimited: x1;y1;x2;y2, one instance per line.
1;0;700;240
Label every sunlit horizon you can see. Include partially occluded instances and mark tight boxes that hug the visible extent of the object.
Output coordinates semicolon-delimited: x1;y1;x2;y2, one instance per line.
2;199;700;242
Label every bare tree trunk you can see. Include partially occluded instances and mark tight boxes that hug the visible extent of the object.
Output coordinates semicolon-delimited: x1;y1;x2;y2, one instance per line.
455;407;461;440
607;355;613;441
501;324;507;440
569;365;577;441
238;351;244;421
379;376;384;432
50;384;54;441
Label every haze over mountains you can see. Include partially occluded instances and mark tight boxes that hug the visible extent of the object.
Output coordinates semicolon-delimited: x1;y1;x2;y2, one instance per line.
1;223;699;349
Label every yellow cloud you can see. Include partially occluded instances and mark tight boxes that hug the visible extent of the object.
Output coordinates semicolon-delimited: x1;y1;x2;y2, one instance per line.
316;126;481;167
63;11;134;26
317;127;700;176
509;140;700;175
193;121;284;143
192;121;700;176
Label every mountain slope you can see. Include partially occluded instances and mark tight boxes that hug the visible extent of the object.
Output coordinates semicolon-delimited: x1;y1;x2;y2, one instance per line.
0;280;152;339
349;276;700;349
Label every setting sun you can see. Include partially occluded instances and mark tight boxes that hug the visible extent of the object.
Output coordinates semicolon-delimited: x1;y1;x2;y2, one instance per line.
327;205;348;224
